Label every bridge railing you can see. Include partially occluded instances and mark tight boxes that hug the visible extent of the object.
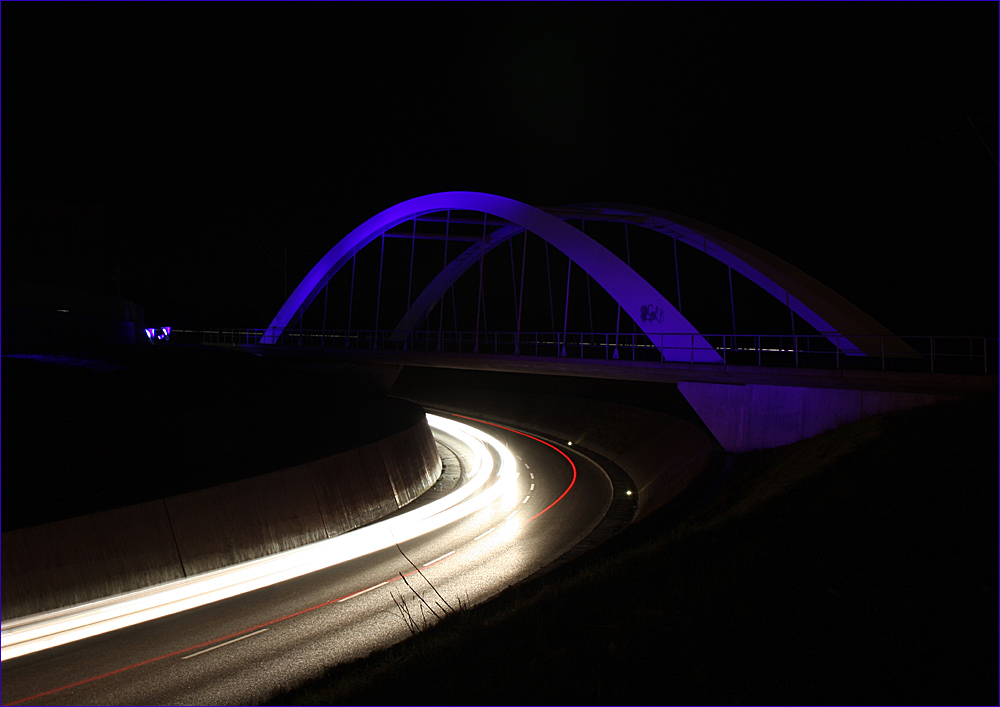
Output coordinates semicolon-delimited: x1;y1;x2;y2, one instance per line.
178;329;997;376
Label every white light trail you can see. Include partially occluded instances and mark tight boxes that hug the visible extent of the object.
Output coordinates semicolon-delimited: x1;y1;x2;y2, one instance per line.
1;415;518;661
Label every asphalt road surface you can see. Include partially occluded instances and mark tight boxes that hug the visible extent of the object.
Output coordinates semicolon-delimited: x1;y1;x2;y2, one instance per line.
1;413;613;706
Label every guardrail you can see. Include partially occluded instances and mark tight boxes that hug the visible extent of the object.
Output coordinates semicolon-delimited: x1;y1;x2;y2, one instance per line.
174;329;997;376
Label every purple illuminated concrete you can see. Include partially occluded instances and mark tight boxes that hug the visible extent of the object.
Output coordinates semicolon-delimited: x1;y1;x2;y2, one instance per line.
551;204;909;356
261;192;722;363
678;381;958;452
263;192;911;362
398;202;911;358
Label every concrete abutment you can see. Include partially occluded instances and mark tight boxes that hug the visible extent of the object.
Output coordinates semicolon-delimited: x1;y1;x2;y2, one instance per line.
677;381;960;452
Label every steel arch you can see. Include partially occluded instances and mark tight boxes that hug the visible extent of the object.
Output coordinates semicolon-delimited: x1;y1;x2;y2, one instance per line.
553;204;905;356
395;202;907;357
261;192;722;362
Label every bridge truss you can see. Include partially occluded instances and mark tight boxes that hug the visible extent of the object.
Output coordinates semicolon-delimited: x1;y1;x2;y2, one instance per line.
243;192;990;374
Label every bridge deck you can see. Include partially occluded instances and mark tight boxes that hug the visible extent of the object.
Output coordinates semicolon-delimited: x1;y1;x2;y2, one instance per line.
236;345;995;397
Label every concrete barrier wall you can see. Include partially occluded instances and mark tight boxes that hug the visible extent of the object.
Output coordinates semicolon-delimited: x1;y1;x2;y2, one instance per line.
1;501;184;619
166;467;330;577
382;419;441;508
307;441;402;537
1;418;440;620
307;416;441;537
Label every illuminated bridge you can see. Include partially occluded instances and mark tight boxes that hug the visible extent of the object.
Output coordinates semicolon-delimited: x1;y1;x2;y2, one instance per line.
192;192;995;451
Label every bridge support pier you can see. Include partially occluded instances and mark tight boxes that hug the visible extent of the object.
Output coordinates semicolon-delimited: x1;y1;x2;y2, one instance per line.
677;381;959;453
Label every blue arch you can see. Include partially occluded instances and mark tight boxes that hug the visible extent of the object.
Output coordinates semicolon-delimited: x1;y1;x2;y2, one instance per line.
394;202;908;357
263;191;907;361
261;192;723;363
554;204;905;356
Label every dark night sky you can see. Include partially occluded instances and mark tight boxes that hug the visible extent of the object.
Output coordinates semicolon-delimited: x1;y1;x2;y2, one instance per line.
3;3;997;337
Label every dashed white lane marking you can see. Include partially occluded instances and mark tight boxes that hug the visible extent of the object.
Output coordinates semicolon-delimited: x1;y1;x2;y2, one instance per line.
422;551;455;567
529;483;535;491
474;527;496;540
337;581;390;602
504;510;519;522
525;465;531;470
521;496;530;504
529;472;534;478
181;629;269;660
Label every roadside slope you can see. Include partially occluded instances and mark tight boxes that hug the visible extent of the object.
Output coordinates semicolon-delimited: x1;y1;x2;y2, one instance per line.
271;391;996;706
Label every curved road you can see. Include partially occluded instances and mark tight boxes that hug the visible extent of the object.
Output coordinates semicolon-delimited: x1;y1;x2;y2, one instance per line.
1;413;613;706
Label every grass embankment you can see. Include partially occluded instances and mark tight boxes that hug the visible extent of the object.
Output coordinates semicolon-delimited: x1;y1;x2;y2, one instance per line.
2;345;422;531
272;393;996;705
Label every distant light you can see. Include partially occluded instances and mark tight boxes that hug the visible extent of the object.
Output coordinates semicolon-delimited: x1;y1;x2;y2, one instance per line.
56;309;69;313
626;490;633;496
566;441;573;446
144;326;172;343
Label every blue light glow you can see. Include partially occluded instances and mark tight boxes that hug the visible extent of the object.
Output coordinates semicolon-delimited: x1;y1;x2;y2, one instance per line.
144;327;172;342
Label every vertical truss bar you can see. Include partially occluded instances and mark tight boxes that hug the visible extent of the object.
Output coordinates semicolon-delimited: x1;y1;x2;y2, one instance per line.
509;236;518;334
561;257;572;356
615;223;627;352
580;221;593;341
406;217;417;333
728;265;736;338
787;292;798;367
627;225;636;343
403;217;417;350
437;210;450;349
545;242;555;333
620;223;635;357
516;231;528;353
347;252;356;338
474;212;486;352
375;230;386;336
481;265;488;333
587;276;594;338
321;281;328;347
672;237;683;313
